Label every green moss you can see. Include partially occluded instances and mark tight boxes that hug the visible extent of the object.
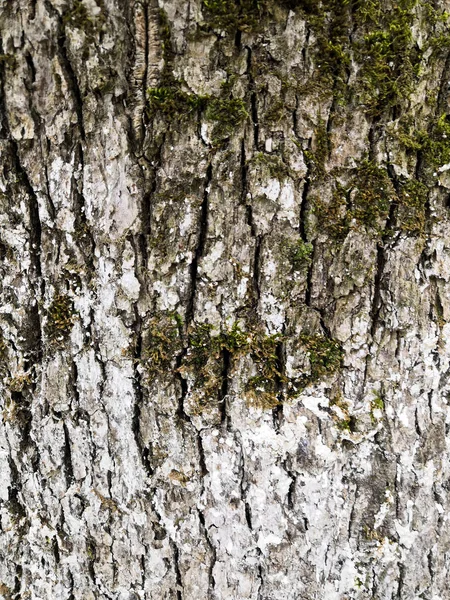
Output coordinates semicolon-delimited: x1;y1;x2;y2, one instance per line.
395;114;450;176
425;115;450;169
247;331;343;408
313;185;350;241
146;88;248;140
140;315;343;410
290;0;420;111
141;313;182;381
370;390;385;422
202;0;265;33
245;330;284;409
299;334;343;385
0;54;16;68
4;374;33;423
421;3;450;57
62;0;104;36
146;10;209;124
292;0;352;97
351;161;393;230
147;87;208;120
206;97;249;145
264;98;286;125
45;294;75;346
290;239;313;270
354;0;420;115
397;179;428;234
182;322;250;406
394;114;450;189
329;393;352;430
147;13;248;141
315;161;395;238
7;374;32;394
252;153;290;179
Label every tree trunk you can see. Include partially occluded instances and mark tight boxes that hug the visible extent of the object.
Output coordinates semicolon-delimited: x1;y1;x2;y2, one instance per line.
1;0;450;598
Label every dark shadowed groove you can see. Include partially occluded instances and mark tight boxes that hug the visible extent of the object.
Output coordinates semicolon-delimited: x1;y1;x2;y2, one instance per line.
50;5;85;140
197;509;216;596
131;304;154;476
186;163;212;324
245;46;259;149
63;422;74;485
272;339;286;432
172;540;183;600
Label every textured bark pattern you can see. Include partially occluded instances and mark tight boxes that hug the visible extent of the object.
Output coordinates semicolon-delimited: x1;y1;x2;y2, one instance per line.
1;0;450;598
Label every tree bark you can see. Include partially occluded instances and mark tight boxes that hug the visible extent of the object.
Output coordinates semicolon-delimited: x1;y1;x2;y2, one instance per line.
1;0;450;598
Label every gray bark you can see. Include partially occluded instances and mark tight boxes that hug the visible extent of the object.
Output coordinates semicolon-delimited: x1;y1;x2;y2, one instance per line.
1;0;450;598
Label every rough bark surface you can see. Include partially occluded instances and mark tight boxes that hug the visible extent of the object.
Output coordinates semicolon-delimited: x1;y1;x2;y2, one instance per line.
1;0;450;598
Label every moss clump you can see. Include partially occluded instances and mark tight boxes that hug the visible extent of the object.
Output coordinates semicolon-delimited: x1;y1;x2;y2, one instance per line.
180;322;250;408
45;294;75;346
205;98;249;145
424;115;450;171
0;54;16;69
146;88;248;142
289;239;313;270
141;316;343;411
370;391;385;422
147;10;209;125
313;186;350;241
263;98;286;125
62;0;104;36
245;330;284;409
246;331;343;408
330;393;353;431
351;161;393;230
147;87;208;120
290;0;352;98
354;0;420;115
202;0;265;33
291;0;420;112
252;153;290;179
315;161;394;239
7;374;32;394
176;322;284;410
298;334;343;387
141;313;182;382
397;179;428;234
395;114;450;180
4;374;33;423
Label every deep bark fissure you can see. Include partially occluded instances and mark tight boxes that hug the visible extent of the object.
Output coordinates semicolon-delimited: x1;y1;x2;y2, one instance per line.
172;540;184;600
63;421;74;485
241;140;262;307
300;136;314;307
50;7;85;140
186;163;212;324
245;46;259;150
272;338;286;431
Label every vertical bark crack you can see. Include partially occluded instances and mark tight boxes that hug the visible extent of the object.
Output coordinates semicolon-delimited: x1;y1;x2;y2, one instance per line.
186;163;212;324
51;7;85;140
63;422;74;485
